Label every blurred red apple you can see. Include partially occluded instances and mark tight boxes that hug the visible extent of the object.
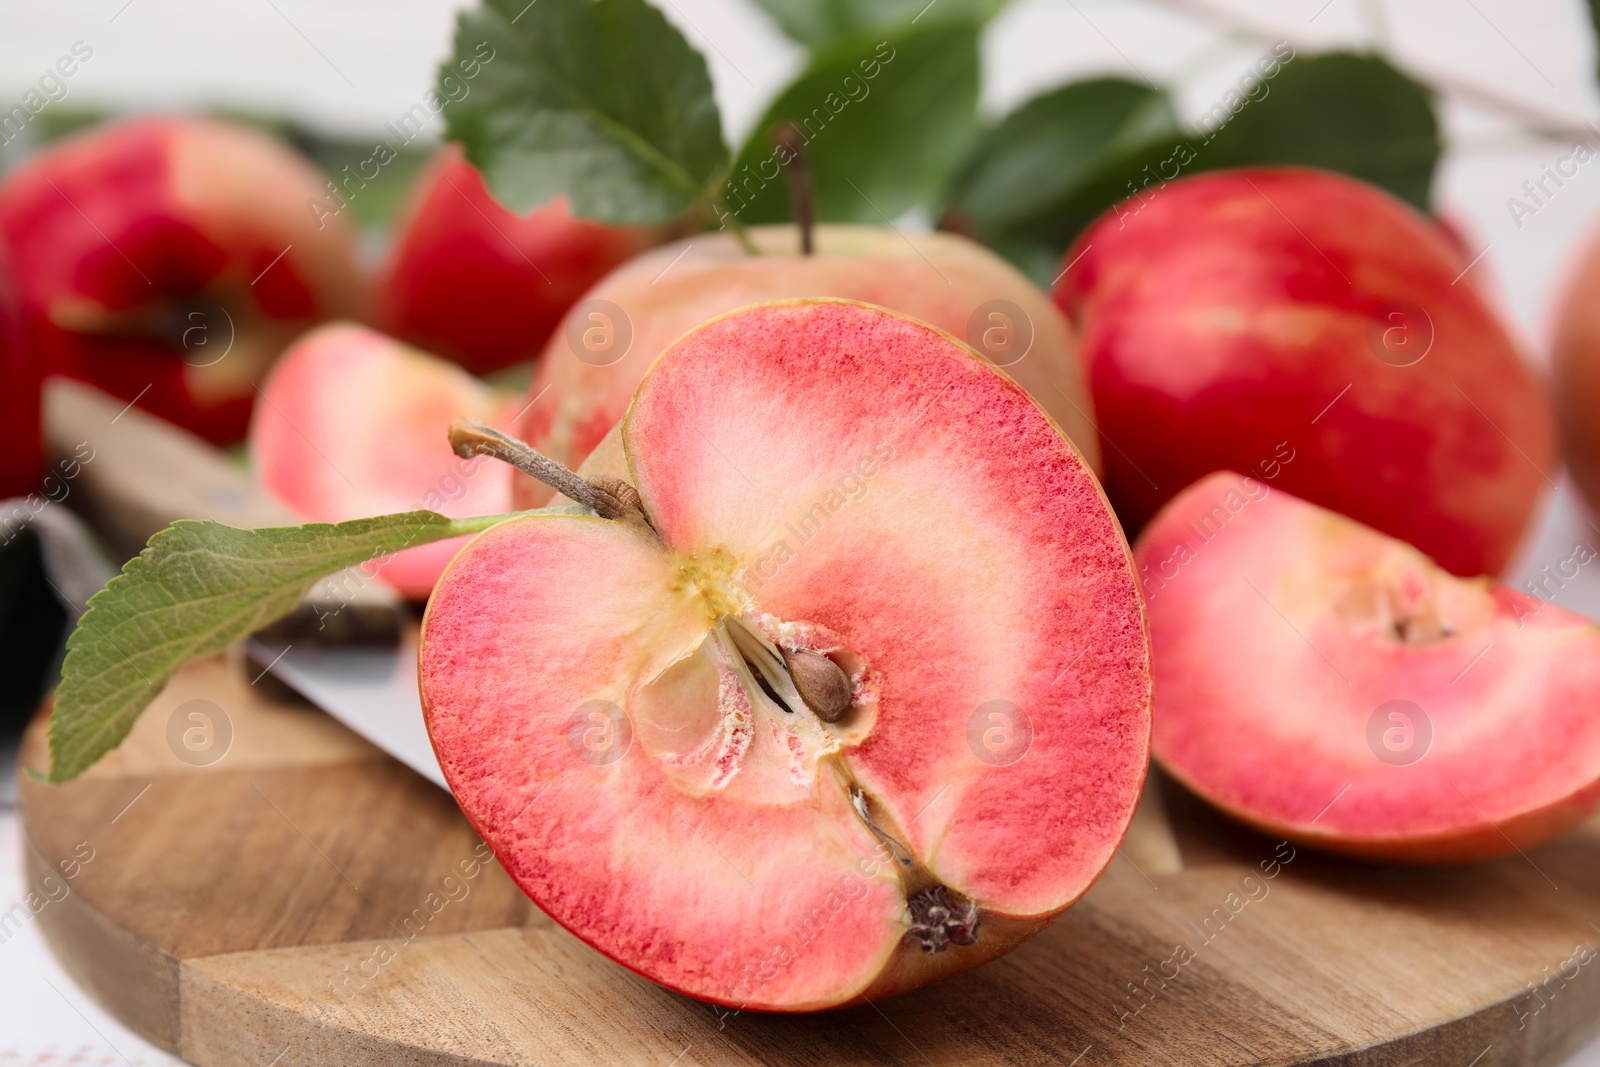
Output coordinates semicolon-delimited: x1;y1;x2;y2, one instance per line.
1551;223;1600;518
0;115;364;445
1054;167;1554;578
0;240;41;499
373;144;665;375
1137;471;1600;862
513;224;1099;507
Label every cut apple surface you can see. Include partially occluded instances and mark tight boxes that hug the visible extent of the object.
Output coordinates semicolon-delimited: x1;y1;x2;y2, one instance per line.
421;300;1150;1010
512;224;1098;508
250;323;520;598
1137;471;1600;863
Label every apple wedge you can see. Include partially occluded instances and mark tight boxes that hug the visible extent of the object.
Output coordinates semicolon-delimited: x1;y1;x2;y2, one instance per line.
250;323;521;598
420;300;1151;1010
1136;471;1600;863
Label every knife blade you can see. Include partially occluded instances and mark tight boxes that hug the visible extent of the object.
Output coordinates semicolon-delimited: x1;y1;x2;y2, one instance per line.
245;626;445;789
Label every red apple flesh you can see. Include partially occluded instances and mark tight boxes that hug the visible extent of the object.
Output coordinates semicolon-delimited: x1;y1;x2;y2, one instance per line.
421;300;1150;1009
1136;470;1600;863
0;115;364;445
0;240;41;498
1054;167;1554;578
250;323;520;598
373;144;664;375
512;224;1099;507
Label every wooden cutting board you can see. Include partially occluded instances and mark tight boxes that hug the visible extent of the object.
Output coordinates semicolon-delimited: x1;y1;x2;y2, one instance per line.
18;654;1600;1066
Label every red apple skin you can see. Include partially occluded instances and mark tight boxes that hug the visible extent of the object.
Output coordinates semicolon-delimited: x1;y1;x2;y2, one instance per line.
0;115;364;445
512;224;1099;508
422;300;1150;1010
0;242;42;498
1054;167;1554;579
1552;223;1600;516
373;144;664;375
1136;471;1600;863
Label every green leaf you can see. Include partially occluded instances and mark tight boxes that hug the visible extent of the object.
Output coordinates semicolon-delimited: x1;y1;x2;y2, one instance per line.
725;25;981;226
48;510;517;784
944;77;1178;241
1197;51;1439;211
999;134;1204;284
443;0;728;224
1587;0;1600;83
751;0;1007;49
945;49;1441;286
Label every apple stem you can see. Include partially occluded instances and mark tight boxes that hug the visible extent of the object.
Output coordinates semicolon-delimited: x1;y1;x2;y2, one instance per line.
771;124;814;256
447;419;654;531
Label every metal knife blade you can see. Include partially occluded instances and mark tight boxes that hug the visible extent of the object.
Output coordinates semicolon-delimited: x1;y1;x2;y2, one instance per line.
246;626;447;790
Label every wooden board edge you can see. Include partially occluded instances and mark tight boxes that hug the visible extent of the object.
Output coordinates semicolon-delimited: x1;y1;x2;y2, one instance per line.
22;825;183;1052
177;938;515;1067
1300;938;1600;1066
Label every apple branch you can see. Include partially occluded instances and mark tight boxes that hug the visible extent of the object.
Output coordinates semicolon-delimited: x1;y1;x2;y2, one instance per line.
448;419;654;530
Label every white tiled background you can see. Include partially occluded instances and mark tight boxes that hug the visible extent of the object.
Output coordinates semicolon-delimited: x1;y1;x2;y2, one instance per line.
4;0;1600;1061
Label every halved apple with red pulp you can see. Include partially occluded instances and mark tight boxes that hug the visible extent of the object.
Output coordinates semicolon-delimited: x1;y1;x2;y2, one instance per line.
1137;471;1600;863
420;300;1151;1010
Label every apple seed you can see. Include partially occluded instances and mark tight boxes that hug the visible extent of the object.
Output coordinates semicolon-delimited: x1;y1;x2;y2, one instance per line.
780;647;850;722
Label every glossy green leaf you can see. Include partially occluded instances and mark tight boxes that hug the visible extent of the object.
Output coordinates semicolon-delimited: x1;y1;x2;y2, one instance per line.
1587;0;1600;83
725;25;981;226
751;0;1007;49
1197;50;1439;211
946;49;1440;285
442;0;727;224
944;77;1177;243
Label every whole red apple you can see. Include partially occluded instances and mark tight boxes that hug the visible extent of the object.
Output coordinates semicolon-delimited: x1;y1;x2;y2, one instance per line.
0;240;41;499
1054;167;1554;578
372;144;665;375
0;115;364;445
1136;471;1600;862
513;224;1099;507
1551;224;1600;516
423;299;1150;1009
